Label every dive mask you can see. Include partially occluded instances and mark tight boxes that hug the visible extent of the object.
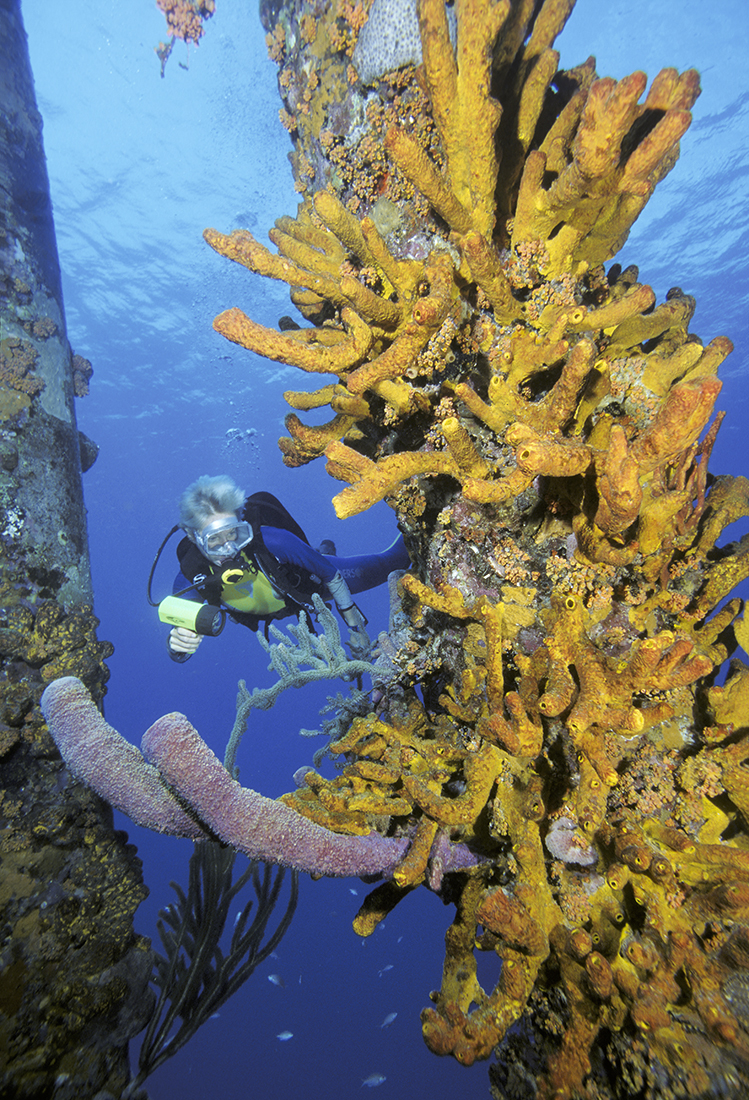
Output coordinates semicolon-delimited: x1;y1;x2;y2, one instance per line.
195;517;253;563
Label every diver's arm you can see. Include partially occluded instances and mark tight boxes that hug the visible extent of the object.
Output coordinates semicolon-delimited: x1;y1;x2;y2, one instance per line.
262;528;387;657
261;527;410;592
326;571;371;658
262;528;339;583
301;533;410;595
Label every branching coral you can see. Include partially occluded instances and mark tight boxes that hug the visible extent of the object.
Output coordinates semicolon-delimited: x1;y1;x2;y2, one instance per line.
224;594;376;774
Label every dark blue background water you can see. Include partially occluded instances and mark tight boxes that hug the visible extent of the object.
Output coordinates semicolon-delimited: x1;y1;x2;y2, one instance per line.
22;1;749;1097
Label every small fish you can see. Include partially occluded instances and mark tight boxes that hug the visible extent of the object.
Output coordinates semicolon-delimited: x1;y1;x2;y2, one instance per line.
378;964;394;977
276;1030;294;1041
362;1073;386;1088
349;887;359;895
380;1012;397;1029
268;973;285;987
209;1013;221;1020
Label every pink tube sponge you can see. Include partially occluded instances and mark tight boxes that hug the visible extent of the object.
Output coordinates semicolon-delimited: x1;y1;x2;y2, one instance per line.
141;712;408;877
40;676;204;839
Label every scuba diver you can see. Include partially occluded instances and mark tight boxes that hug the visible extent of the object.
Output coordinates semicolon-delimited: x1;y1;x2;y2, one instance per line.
157;474;410;662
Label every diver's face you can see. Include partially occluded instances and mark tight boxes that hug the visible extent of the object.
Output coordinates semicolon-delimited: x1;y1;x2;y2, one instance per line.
196;512;251;564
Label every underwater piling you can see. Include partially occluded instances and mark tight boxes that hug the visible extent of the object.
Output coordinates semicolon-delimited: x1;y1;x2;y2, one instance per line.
0;0;92;608
0;4;153;1097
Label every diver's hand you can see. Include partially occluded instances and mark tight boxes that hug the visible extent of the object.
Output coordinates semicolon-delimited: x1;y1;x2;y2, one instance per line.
169;627;202;654
347;625;371;660
340;604;371;660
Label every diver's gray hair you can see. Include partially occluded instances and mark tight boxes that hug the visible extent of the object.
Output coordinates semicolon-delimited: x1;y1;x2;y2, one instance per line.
179;474;245;532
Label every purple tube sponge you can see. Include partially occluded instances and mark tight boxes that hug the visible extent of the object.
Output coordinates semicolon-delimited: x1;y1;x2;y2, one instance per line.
40;676;204;839
141;710;408;877
41;676;408;879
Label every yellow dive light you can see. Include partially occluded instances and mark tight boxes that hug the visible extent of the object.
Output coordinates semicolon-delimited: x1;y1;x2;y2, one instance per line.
157;595;225;636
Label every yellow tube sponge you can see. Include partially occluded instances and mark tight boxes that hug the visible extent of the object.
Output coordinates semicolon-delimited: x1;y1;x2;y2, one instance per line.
419;0;507;239
508;423;592;478
631;375;722;474
204;224;349;308
511;68;699;274
194;5;749;1086
326;440;459;518
593;424;642;536
212;306;373;375
442;416;490;478
279;413;361;468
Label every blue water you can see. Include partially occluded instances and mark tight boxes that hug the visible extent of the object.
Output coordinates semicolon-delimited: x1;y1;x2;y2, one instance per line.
22;1;749;1097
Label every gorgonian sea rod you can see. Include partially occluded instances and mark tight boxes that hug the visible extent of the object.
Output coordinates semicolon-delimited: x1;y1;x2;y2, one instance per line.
44;0;749;1096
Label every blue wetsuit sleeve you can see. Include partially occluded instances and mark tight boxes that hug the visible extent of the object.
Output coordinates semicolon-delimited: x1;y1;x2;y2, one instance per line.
325;533;411;594
262;528;339;583
263;528;410;596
